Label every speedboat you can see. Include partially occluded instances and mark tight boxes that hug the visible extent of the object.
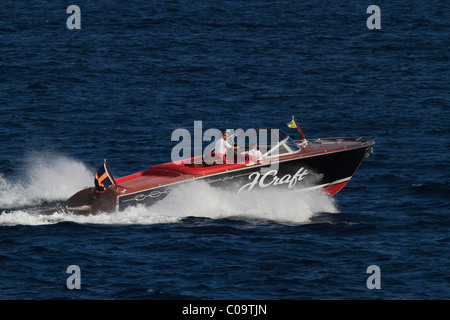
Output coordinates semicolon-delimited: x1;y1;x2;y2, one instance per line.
63;119;375;215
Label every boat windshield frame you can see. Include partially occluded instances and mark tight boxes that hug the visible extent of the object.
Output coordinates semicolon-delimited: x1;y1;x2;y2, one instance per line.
227;128;301;160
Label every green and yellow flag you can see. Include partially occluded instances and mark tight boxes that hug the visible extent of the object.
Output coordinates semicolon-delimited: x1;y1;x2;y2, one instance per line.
287;119;296;128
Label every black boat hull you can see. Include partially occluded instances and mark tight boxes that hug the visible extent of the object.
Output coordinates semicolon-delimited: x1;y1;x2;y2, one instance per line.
117;146;371;211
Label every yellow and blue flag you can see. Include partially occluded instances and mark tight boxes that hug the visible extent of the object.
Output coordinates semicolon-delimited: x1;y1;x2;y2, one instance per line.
94;160;115;191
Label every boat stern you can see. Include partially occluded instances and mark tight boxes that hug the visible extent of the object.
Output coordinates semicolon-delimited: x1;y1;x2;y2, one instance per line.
63;187;117;215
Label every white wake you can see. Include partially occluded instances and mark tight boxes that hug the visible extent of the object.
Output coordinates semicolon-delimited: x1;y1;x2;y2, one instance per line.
0;152;93;208
1;177;339;226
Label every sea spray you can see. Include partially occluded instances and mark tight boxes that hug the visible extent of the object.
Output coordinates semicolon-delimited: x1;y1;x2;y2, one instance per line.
0;152;93;208
150;180;339;224
0;178;339;226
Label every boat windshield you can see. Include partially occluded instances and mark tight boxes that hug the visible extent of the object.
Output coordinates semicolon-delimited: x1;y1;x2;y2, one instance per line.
228;128;301;159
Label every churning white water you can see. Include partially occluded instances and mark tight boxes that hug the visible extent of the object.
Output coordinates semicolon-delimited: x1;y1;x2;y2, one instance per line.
0;154;339;226
0;152;93;208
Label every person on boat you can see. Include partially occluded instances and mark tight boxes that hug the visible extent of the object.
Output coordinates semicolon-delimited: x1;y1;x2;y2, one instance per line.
215;131;238;163
246;143;263;158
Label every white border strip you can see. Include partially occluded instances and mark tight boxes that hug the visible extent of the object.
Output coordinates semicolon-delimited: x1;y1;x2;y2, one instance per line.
299;176;352;192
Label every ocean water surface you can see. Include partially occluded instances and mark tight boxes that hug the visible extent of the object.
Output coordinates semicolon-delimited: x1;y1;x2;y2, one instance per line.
0;0;449;301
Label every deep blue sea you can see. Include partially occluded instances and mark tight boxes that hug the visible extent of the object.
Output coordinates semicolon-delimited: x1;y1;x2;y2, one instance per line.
0;0;449;304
